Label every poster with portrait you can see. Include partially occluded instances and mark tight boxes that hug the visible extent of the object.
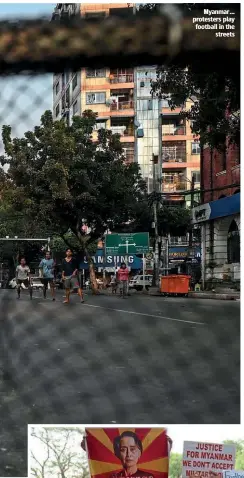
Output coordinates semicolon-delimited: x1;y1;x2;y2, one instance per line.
85;428;168;478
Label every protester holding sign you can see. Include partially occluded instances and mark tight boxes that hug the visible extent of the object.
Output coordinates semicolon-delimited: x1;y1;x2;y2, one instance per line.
82;428;170;478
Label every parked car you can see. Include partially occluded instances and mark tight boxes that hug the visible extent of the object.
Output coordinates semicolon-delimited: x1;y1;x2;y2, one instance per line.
129;274;153;291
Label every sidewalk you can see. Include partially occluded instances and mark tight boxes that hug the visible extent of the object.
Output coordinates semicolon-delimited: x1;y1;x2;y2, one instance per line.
87;287;240;300
148;287;240;300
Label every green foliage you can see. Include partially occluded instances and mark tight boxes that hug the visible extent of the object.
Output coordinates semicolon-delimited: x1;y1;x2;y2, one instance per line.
169;453;182;478
224;440;244;470
151;66;239;150
139;4;240;150
0;110;147;258
158;205;191;236
0;110;192;267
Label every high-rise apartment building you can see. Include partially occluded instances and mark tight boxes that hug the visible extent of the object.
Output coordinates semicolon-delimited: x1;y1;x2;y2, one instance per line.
52;3;200;204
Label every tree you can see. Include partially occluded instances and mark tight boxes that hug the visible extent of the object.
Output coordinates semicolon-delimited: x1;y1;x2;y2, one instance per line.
140;4;240;151
0;110;147;291
0;177;57;274
169;452;182;478
224;440;244;470
151;65;239;151
31;427;89;478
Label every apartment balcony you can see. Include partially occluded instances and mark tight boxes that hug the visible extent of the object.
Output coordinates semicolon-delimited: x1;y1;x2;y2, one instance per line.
162;125;186;137
110;126;135;142
110;100;134;111
110;100;134;117
109;73;134;86
162;141;187;167
162;181;187;193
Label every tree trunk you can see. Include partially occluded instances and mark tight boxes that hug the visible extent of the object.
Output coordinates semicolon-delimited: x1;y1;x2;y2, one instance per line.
84;247;99;294
75;226;99;294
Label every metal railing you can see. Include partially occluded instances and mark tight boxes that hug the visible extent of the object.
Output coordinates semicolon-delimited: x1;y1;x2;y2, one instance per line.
110;100;134;111
109;73;134;83
110;126;134;136
162;126;186;136
162;181;187;192
162;156;187;163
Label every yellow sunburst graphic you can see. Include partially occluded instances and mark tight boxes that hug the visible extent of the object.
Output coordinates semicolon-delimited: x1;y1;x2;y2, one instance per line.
86;428;168;478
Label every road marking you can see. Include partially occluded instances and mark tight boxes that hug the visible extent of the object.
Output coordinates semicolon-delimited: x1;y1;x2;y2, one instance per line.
32;296;204;325
82;304;205;325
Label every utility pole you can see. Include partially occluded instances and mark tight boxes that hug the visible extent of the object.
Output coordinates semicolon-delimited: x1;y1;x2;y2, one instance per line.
189;175;195;248
152;154;159;287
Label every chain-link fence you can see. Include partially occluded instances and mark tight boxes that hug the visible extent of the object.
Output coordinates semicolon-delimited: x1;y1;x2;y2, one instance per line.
0;5;240;477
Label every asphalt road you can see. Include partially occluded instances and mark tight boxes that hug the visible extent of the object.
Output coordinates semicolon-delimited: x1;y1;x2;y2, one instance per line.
0;289;240;476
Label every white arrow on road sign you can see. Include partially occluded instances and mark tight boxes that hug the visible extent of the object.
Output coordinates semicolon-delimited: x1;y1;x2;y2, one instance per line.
119;243;136;247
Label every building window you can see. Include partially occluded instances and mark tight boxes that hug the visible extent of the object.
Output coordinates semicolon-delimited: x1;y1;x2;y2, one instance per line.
192;171;200;183
61;73;65;89
94;120;107;130
55;103;60;117
66;89;70;108
55;82;60;95
191;142;200;154
86;68;106;78
73;100;78;115
227;220;240;263
72;74;78;90
86;92;106;104
65;71;69;84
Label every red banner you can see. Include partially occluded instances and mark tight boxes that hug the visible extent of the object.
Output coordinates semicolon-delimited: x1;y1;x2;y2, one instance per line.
85;428;168;478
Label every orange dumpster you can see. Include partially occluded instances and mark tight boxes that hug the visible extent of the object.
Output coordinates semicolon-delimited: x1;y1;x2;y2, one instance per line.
160;275;191;296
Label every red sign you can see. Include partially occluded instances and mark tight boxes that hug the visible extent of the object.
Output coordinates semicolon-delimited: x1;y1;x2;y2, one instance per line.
85;428;168;478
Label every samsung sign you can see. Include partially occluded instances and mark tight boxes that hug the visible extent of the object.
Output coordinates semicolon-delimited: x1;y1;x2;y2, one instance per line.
192;193;240;224
79;250;142;270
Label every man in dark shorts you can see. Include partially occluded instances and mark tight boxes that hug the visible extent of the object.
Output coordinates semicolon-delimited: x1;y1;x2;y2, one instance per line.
16;257;32;299
62;248;84;304
39;250;56;301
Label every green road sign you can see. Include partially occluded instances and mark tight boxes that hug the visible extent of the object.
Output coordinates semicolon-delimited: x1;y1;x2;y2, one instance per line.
105;232;149;255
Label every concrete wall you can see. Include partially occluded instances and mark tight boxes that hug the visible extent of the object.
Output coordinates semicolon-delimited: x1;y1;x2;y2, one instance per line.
204;213;240;282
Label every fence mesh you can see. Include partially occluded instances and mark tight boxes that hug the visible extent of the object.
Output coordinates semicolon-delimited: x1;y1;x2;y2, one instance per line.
0;6;240;478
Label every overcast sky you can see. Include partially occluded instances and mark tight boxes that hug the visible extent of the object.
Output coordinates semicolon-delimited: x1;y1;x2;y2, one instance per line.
0;3;54;142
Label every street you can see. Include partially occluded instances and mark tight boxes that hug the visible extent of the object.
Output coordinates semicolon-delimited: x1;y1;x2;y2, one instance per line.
0;289;240;475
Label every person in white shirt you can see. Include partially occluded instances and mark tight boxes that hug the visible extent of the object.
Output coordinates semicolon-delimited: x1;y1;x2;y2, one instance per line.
16;257;32;299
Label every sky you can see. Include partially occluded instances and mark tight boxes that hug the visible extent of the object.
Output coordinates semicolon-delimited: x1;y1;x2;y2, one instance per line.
0;3;55;145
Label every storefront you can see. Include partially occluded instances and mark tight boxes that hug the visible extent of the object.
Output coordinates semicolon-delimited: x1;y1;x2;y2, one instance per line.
192;193;240;285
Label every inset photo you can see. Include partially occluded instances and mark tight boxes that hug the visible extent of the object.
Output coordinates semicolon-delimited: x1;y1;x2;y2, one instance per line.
28;426;244;478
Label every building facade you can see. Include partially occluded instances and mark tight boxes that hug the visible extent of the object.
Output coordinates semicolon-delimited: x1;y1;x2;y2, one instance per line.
52;3;200;202
192;143;240;288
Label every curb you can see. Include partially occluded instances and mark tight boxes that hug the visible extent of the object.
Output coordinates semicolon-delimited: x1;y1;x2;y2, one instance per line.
85;290;240;301
148;292;240;300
